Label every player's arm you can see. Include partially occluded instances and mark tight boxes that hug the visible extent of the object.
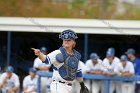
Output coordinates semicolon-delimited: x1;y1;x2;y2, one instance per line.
23;86;28;93
76;65;87;91
89;69;103;74
119;72;133;77
8;86;19;93
0;75;8;88
32;48;46;61
37;66;49;70
11;76;20;92
23;88;36;93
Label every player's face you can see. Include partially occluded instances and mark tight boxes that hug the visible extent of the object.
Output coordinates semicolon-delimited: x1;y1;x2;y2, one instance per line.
63;40;75;48
92;59;98;64
7;72;12;78
127;53;132;58
29;72;36;78
107;56;113;62
121;61;127;66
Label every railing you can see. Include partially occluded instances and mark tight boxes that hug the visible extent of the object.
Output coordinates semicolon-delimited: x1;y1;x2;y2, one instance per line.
37;71;140;93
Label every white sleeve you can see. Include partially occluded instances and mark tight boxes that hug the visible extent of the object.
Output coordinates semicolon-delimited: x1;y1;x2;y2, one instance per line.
79;61;88;74
77;61;82;73
44;50;61;65
98;59;104;71
33;58;42;68
85;60;91;72
129;63;135;74
101;59;108;72
14;75;20;86
114;64;120;73
23;77;27;87
0;73;5;84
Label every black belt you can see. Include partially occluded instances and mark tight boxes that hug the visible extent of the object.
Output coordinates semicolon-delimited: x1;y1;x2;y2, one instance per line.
53;80;72;86
123;81;133;83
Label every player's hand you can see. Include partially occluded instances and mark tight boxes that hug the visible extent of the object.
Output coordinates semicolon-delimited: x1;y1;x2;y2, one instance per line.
3;75;9;82
31;48;41;56
7;89;13;93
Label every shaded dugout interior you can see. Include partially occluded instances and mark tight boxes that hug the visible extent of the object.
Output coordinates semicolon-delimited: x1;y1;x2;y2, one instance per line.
0;31;140;72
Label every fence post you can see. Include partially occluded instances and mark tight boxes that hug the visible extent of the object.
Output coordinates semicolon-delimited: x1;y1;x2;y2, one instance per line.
105;80;110;93
84;34;88;63
6;32;11;66
37;76;41;93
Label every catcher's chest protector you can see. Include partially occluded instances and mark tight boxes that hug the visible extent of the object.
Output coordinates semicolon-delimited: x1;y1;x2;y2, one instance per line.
58;47;81;81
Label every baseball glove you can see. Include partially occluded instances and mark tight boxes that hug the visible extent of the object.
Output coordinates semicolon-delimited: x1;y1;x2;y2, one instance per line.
80;82;90;93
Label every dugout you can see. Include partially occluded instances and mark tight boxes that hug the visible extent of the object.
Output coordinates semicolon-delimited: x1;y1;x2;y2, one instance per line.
0;17;140;73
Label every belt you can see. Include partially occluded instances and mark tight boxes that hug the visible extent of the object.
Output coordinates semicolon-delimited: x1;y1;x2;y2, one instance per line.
53;80;72;86
123;81;133;83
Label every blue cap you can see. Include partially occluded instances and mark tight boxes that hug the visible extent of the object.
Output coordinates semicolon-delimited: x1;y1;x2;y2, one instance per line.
6;66;14;72
29;67;37;73
40;47;47;52
90;53;99;60
125;48;135;55
107;48;115;53
120;55;128;61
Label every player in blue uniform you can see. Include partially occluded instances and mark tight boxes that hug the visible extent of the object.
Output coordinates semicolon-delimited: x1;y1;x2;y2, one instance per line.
126;48;140;92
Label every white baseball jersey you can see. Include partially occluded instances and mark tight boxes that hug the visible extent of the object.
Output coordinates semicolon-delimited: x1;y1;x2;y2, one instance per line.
34;57;51;69
0;73;20;89
23;75;37;92
114;61;134;74
114;61;135;93
85;59;103;72
79;61;88;74
85;59;104;93
45;50;82;83
102;57;121;93
102;57;120;72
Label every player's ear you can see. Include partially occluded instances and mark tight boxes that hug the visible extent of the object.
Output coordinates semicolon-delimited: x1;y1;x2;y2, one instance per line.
72;41;76;48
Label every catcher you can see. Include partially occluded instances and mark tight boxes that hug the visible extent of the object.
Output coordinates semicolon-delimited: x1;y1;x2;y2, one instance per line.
32;29;90;93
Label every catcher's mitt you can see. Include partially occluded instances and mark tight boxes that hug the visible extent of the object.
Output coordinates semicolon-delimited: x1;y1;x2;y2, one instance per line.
80;82;90;93
80;86;90;93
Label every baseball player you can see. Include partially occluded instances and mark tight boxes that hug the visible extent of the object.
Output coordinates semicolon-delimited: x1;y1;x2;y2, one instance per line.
115;55;135;93
125;48;140;92
32;30;89;93
23;67;37;93
85;53;104;93
102;47;121;93
72;61;89;93
0;66;20;93
33;46;51;93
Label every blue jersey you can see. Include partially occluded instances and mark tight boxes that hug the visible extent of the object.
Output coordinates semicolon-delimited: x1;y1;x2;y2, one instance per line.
130;58;140;75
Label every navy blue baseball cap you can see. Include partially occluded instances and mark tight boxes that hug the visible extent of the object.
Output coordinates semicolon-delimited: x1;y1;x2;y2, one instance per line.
40;47;47;52
125;48;135;55
90;53;99;60
120;55;128;61
6;66;14;73
29;67;37;73
106;48;115;57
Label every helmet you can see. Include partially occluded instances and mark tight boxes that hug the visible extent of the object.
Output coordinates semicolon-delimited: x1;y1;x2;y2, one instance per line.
59;29;78;40
90;53;99;60
6;66;14;73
